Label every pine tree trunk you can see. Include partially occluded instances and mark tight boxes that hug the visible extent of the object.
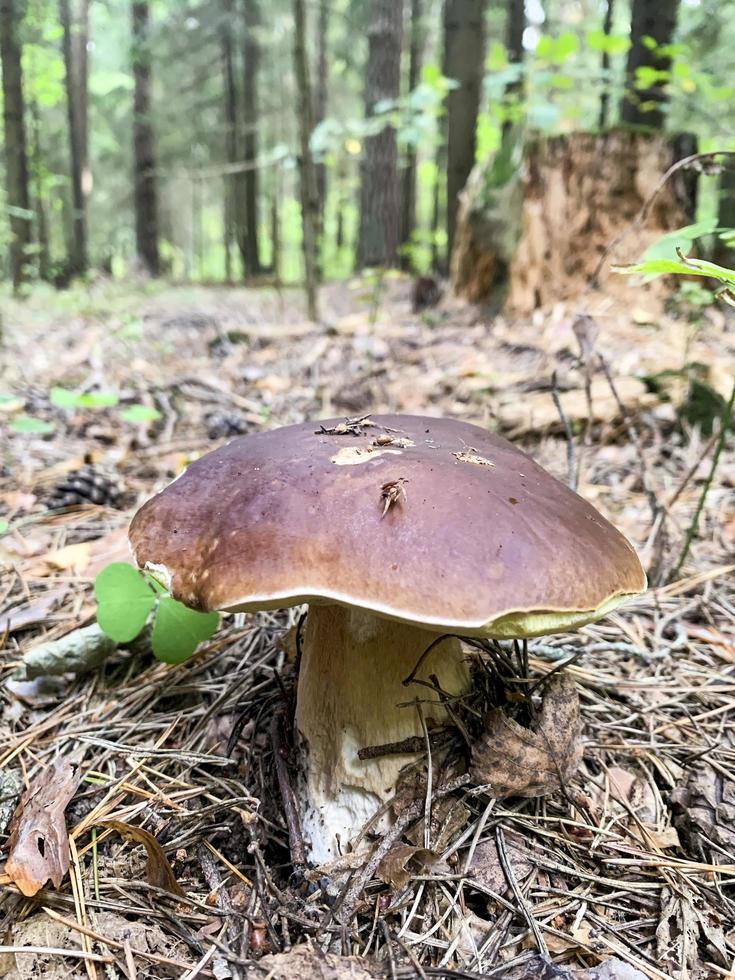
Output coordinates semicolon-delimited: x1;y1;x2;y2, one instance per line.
60;0;89;275
598;0;615;129
29;94;51;281
131;0;160;275
503;0;525;142
0;0;32;290
620;0;680;129
219;0;241;280
356;0;404;270
292;0;319;319
400;0;423;269
242;0;261;274
715;161;735;268
314;0;329;228
443;0;484;260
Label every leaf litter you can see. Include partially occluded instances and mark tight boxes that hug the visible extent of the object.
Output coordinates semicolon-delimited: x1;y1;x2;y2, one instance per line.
0;278;734;977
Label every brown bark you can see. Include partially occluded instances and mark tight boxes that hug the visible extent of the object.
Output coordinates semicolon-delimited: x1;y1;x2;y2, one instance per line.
241;0;261;274
399;0;423;268
620;0;681;129
219;0;240;280
0;0;32;289
443;0;484;259
452;130;697;312
29;94;50;281
292;0;319;319
60;0;89;275
314;0;329;228
598;0;615;130
503;0;525;136
131;0;160;276
715;161;735;268
356;0;404;269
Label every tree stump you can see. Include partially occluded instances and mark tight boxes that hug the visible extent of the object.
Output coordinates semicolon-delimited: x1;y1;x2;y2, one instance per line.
451;129;697;312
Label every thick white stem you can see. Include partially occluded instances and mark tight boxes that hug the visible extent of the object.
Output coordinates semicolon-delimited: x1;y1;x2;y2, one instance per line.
295;604;470;865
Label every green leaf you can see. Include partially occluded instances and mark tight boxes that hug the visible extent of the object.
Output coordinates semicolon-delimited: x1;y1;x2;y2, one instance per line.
49;387;82;409
78;391;119;408
586;30;630;56
10;415;55;434
615;256;735;288
119;404;161;424
641;219;718;262
95;563;156;643
0;520;9;536
151;597;219;665
50;387;118;409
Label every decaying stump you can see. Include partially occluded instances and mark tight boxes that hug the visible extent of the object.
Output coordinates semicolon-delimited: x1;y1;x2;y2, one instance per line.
451;129;697;312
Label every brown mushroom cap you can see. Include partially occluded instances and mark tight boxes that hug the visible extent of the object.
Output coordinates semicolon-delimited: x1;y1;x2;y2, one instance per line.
129;414;646;637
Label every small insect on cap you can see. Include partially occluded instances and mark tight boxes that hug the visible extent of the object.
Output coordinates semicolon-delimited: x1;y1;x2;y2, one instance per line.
128;414;646;638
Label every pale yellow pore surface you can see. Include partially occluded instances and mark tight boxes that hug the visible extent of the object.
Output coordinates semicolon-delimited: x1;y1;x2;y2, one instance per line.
295;605;470;865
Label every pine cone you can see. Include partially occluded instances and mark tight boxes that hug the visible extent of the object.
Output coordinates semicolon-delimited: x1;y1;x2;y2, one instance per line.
45;466;122;511
205;410;250;440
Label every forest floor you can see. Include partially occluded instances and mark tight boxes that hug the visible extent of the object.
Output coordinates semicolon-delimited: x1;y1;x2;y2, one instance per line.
1;274;735;980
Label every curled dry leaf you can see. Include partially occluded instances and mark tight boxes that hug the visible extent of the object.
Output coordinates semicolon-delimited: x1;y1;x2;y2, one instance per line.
101;819;186;898
5;760;81;897
376;844;436;890
467;831;533;896
470;673;582;797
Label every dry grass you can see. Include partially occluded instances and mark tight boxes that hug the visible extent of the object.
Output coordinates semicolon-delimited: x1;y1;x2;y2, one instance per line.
0;277;734;979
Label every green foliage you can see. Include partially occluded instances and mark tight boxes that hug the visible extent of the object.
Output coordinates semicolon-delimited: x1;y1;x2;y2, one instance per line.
640;219;719;263
50;387;120;409
10;415;55;434
119;404;162;424
94;563;157;642
617;254;735;292
0;520;9;536
94;562;219;663
151;597;220;664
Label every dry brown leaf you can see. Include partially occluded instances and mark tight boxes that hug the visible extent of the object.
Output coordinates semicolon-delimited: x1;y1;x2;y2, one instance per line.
376;844;435;890
467;832;533;895
407;797;470;853
470;673;582;797
85;526;132;579
101;819;186;898
39;541;91;574
4;760;81;897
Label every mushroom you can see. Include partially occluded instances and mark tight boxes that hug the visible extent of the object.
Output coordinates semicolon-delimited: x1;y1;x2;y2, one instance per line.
129;414;646;864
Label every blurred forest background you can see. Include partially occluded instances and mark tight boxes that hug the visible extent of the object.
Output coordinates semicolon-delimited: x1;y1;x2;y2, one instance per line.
1;0;733;302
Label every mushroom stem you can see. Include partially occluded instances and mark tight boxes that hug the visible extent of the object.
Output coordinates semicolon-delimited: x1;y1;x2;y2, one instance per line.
295;604;470;865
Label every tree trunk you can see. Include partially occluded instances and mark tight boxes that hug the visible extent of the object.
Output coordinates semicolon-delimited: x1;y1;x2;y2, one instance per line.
443;0;484;260
219;0;241;281
598;0;615;129
451;130;697;311
29;94;50;281
241;0;261;274
620;0;681;129
399;0;423;268
60;0;89;275
292;0;319;319
503;0;525;139
356;0;404;270
131;0;160;275
314;0;329;229
0;0;32;290
715;160;735;268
